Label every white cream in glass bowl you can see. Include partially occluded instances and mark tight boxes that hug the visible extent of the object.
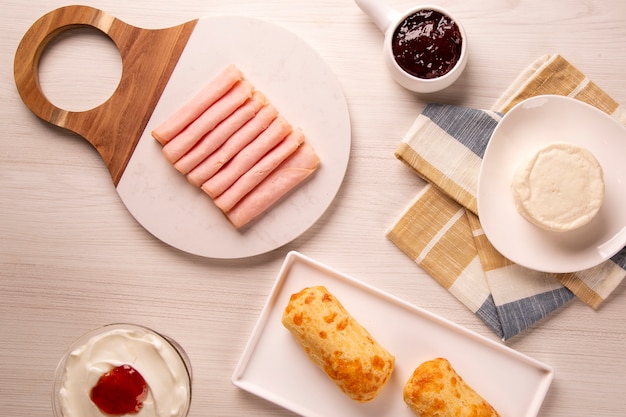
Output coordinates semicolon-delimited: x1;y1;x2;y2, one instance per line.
52;324;192;417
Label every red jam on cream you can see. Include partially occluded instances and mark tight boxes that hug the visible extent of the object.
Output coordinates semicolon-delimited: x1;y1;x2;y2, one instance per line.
53;325;191;417
90;364;148;415
391;9;463;79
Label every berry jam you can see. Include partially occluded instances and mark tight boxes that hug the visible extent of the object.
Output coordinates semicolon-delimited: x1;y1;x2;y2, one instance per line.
90;364;148;415
391;9;463;79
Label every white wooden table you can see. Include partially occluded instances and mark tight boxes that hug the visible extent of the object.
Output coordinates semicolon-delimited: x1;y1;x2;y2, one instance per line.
1;0;625;416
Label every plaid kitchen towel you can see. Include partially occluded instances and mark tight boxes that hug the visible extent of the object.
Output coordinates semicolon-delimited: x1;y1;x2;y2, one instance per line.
387;54;626;340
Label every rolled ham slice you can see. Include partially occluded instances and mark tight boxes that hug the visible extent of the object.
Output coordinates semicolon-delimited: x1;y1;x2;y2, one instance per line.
152;64;243;144
186;103;279;187
201;115;293;198
225;143;320;229
162;79;254;163
213;129;305;212
173;91;267;175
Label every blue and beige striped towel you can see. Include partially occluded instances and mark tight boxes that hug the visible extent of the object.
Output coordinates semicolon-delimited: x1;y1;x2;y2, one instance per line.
387;54;626;340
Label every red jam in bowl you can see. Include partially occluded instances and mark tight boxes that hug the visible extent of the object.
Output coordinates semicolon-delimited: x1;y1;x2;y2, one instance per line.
391;9;463;79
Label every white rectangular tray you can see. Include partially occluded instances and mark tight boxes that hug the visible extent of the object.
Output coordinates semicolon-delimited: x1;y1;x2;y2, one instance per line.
232;251;553;417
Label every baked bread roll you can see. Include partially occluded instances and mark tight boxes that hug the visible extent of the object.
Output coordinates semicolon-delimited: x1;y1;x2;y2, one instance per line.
403;358;500;417
281;286;395;402
511;142;604;232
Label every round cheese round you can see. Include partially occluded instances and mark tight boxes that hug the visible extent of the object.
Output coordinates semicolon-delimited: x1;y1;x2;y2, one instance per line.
511;142;604;232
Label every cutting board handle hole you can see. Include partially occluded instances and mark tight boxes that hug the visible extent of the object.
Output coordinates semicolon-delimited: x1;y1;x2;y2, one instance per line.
38;27;122;112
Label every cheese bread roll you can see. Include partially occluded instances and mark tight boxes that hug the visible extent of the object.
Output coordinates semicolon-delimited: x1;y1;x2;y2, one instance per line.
281;286;395;402
403;358;500;417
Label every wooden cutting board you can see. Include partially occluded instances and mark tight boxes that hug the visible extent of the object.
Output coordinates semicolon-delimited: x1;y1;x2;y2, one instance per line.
14;5;197;186
13;5;352;259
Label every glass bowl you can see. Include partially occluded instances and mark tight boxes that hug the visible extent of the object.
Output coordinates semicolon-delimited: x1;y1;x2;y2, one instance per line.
52;323;192;417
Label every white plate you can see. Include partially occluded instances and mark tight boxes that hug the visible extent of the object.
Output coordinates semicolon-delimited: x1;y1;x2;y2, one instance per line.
478;95;626;273
117;16;351;259
232;251;553;417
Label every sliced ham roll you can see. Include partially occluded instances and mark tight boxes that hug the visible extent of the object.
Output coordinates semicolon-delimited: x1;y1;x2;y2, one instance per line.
201;115;293;198
185;103;279;187
152;64;243;144
225;144;320;229
153;64;322;231
173;91;267;175
213;129;305;212
162;79;254;163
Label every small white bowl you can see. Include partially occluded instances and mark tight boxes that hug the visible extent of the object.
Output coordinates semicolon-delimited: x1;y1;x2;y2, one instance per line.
356;0;468;93
478;95;626;273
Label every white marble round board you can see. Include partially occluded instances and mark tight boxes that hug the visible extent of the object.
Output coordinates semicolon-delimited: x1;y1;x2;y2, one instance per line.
117;15;351;259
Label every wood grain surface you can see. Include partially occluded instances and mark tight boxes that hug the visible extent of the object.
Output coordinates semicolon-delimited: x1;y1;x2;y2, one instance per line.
1;1;625;417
